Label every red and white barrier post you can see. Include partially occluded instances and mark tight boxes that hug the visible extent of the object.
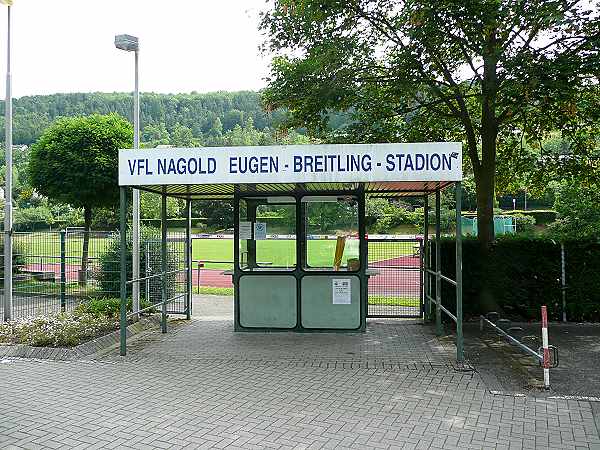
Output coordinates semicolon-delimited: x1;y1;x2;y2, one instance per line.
541;305;550;389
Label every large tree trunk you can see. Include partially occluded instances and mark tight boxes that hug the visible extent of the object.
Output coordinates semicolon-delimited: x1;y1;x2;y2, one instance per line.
476;39;501;313
79;206;92;286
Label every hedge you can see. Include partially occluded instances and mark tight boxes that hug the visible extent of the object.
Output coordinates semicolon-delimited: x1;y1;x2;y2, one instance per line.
433;235;600;322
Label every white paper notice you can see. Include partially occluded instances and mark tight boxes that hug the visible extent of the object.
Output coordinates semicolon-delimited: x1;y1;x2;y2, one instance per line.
239;222;252;240
332;279;351;304
254;222;267;240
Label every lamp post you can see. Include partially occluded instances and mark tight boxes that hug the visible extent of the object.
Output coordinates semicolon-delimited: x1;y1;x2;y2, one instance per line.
115;34;140;318
2;0;13;322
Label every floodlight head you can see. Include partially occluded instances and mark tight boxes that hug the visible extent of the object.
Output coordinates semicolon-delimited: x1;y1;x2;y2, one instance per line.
114;34;139;52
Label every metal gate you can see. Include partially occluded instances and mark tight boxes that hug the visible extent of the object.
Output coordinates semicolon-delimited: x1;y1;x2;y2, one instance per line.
367;238;423;318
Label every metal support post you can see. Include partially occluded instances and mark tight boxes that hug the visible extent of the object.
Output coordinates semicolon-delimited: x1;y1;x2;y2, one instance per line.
160;193;168;334
455;182;464;362
541;305;550;389
119;187;128;356
435;190;442;336
145;241;150;302
247;200;258;269
561;243;567;322
3;5;13;322
185;199;192;320
60;231;66;312
423;195;430;318
358;188;367;328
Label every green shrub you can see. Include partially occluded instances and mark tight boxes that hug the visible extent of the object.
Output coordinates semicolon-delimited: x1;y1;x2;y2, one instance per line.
0;240;27;287
512;214;536;233
433;235;600;322
76;297;156;318
504;210;557;225
76;297;121;317
366;199;422;233
95;226;180;300
0;312;118;347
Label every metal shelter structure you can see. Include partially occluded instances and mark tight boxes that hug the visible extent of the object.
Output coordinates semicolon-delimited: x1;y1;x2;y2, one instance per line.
118;143;464;361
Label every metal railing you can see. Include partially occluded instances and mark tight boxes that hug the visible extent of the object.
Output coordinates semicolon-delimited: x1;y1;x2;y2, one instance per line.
480;308;559;389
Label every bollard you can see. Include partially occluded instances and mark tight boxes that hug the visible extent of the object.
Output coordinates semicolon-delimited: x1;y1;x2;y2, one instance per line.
541;305;550;389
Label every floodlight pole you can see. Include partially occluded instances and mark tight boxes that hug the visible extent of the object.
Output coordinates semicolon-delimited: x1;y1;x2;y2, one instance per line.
132;47;140;319
3;5;12;321
115;34;141;319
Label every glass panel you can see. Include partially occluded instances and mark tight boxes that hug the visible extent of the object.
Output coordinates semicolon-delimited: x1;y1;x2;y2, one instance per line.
238;197;297;271
304;196;360;271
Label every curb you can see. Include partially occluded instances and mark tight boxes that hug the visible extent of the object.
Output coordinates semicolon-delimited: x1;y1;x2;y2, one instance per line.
0;316;161;361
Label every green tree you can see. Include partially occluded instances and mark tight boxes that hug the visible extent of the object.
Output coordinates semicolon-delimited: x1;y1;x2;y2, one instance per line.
29;114;133;283
171;123;200;147
140;191;182;219
260;1;599;251
547;180;600;240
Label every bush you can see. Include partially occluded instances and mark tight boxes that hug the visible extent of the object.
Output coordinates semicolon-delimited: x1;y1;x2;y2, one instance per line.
76;297;156;318
366;199;422;233
434;235;600;322
512;214;536;233
504;210;557;225
0;239;27;287
95;226;180;300
0;312;118;347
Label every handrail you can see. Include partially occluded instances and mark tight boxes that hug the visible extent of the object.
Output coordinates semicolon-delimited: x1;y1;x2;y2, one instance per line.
440;274;457;286
425;294;457;323
480;315;543;363
126;268;188;285
425;269;457;286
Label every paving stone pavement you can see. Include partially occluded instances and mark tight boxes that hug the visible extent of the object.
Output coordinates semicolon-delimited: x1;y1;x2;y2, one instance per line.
0;295;599;449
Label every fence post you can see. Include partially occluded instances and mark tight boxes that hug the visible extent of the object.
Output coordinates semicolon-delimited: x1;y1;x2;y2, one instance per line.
60;231;66;312
455;182;464;362
185;199;192;320
423;195;430;319
541;305;550;389
145;241;150;303
435;190;442;336
160;193;168;334
561;243;567;323
119;187;128;356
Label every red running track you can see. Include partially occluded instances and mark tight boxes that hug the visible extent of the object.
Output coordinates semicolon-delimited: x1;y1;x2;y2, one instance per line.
193;255;421;295
26;255;421;297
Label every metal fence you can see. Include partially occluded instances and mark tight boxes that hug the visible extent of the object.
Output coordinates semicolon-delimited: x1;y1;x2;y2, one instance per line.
367;238;423;318
0;229;188;321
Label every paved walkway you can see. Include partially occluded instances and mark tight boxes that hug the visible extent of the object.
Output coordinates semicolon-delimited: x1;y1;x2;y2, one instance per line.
1;296;599;449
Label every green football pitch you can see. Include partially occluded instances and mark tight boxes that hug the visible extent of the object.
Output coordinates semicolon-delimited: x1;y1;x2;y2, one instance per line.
13;234;414;270
191;239;414;269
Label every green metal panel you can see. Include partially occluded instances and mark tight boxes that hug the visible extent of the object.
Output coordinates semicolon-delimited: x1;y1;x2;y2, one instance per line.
239;275;297;328
301;275;360;329
461;216;515;236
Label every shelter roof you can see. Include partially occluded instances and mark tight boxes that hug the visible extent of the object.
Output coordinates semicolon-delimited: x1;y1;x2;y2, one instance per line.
119;143;462;199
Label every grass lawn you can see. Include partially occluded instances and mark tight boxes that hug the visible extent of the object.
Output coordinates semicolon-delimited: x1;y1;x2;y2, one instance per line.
368;296;420;307
192;239;413;269
14;233;114;263
15;234;415;271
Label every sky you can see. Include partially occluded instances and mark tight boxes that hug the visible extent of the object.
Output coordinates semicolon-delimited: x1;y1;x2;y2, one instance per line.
0;0;272;98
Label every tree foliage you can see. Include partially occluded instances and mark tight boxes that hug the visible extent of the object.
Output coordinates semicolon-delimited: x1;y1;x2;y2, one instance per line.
1;91;288;146
547;180;600;240
29;114;133;283
260;0;600;248
29;114;133;211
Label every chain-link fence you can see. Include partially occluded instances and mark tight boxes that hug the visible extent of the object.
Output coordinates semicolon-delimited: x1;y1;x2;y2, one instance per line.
0;229;188;321
367;238;423;318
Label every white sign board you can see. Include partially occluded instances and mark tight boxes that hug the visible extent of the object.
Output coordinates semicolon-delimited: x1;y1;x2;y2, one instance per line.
239;222;252;240
119;143;462;186
332;279;352;305
254;222;267;240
